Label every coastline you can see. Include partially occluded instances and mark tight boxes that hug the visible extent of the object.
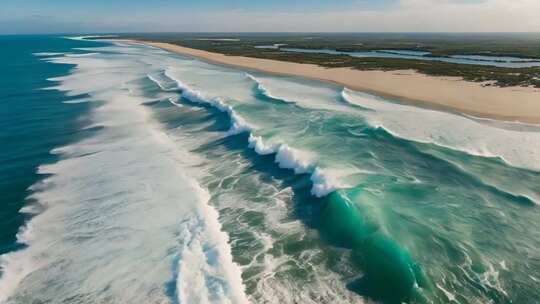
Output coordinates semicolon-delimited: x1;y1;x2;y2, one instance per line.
128;40;540;124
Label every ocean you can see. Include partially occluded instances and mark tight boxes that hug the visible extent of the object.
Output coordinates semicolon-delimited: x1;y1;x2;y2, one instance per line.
0;36;539;304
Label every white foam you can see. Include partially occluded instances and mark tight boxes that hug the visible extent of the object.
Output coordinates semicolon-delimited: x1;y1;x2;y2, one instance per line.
242;74;353;113
436;283;459;303
0;48;248;303
341;88;540;172
167;97;183;108
55;42;361;203
147;73;177;92
164;72;346;198
165;72;251;137
245;73;294;103
33;52;64;57
65;52;100;58
63;35;94;41
310;168;343;197
274;145;312;174
175;183;249;304
64;35;117;41
248;134;276;155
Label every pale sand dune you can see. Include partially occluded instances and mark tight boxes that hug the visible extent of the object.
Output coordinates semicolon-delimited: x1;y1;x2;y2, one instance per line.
136;40;540;123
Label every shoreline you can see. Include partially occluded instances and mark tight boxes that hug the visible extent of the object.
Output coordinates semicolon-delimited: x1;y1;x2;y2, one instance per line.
124;40;540;124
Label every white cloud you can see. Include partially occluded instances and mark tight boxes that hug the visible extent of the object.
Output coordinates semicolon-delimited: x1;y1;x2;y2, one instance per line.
117;0;539;32
3;0;539;33
388;0;540;31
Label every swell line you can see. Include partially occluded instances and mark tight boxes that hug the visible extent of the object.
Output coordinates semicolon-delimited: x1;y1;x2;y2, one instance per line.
156;69;341;197
245;73;297;105
149;69;427;303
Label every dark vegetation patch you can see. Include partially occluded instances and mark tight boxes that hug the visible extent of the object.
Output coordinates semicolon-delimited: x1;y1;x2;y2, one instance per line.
103;33;540;88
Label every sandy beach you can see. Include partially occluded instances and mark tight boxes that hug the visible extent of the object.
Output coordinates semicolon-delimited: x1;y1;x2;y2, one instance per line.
132;40;540;123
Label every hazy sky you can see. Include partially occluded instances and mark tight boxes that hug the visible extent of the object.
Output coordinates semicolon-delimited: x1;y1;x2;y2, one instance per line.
1;0;540;34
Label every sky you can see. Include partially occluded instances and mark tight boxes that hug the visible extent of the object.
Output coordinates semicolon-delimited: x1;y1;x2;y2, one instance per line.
1;0;540;34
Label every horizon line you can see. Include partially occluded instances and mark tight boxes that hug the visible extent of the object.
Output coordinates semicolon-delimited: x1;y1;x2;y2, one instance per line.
3;31;540;36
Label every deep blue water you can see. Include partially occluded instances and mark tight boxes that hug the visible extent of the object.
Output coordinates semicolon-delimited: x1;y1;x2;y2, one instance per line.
0;36;103;256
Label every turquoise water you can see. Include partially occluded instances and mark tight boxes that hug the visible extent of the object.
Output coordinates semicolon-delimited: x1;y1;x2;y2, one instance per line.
256;46;540;68
1;37;540;304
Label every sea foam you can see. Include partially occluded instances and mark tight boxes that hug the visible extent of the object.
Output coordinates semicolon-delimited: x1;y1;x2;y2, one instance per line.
157;71;341;197
245;73;296;104
0;46;249;303
340;88;540;172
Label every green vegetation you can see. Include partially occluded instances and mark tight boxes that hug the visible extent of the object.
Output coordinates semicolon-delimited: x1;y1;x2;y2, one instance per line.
115;33;540;88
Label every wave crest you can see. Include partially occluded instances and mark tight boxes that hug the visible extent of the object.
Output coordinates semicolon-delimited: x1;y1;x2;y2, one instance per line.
245;73;296;104
163;71;341;197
